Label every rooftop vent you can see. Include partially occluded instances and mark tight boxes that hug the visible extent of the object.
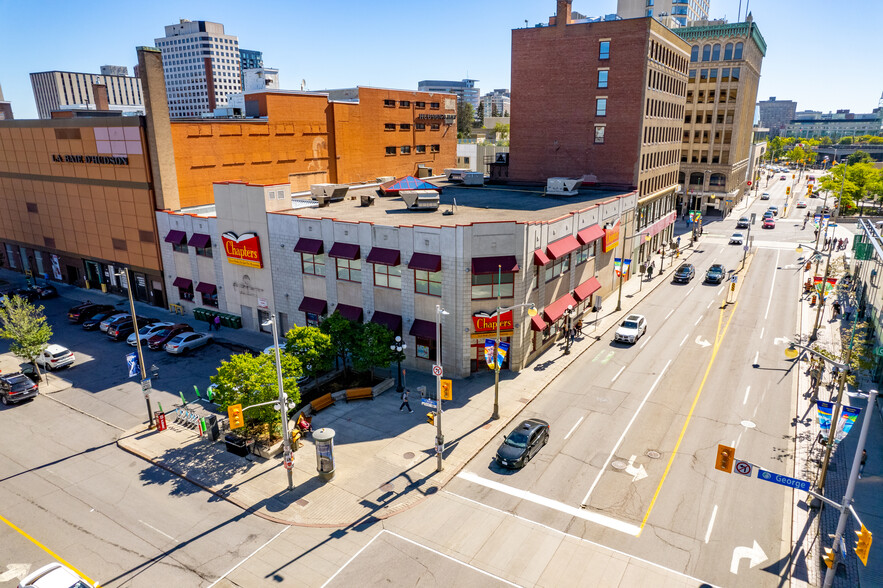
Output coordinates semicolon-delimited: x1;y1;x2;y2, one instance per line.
400;190;440;210
310;184;348;203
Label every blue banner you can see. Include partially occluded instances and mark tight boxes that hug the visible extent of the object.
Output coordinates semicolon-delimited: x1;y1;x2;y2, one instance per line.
126;352;138;378
485;339;496;369
817;400;833;440
834;406;862;444
496;341;510;369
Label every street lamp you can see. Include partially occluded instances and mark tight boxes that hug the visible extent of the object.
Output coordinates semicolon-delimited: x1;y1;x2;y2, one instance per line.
563;305;574;355
262;314;295;491
115;268;153;429
434;304;449;472
390;336;406;393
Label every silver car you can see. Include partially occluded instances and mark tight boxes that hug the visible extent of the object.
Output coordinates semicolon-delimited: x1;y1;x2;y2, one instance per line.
164;332;212;355
127;322;175;346
99;313;128;333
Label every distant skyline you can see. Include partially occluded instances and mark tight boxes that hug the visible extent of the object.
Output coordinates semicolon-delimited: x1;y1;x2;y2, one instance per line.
1;0;880;120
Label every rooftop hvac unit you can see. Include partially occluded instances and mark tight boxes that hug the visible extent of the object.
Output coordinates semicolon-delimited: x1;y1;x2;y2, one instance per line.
546;177;583;196
310;184;348;202
463;172;485;186
400;190;440;210
445;168;471;182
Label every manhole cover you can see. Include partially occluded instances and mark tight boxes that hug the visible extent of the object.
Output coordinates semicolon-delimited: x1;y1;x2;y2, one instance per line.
646;450;661;459
379;483;394;493
295;499;309;507
741;420;756;428
611;460;627;470
403;452;415;460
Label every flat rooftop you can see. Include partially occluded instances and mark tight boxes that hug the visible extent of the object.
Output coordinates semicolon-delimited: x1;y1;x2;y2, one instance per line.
275;181;635;226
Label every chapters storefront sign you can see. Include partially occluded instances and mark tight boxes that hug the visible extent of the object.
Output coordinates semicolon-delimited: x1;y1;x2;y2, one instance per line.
222;232;263;268
472;310;514;338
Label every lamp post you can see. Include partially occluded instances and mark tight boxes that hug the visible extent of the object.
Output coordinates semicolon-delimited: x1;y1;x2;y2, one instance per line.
563;305;574;355
116;268;153;429
434;304;449;472
614;219;631;312
390;336;406;393
490;300;536;420
262;314;295;491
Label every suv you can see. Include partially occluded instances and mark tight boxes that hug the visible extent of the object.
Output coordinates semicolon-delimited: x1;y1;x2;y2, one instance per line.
736;217;750;229
35;344;75;371
0;372;39;405
614;314;647;344
673;263;695;283
705;264;726;284
107;317;156;341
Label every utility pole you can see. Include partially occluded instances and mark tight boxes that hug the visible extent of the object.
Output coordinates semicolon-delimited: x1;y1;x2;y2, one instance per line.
118;268;153;429
435;304;448;472
263;314;295;490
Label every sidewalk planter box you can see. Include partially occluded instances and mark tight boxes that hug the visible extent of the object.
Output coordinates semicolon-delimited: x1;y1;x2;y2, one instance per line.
253;439;284;459
372;378;395;397
224;433;251;457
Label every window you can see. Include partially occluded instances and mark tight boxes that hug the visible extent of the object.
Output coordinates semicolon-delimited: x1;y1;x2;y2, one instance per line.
688;69;696;82
712;44;721;60
430;123;440;130
415;101;426;108
599;41;610;60
594;125;605;144
178;283;194;301
305;312;321;328
201;290;218;307
415;269;442;296
399;123;411;130
384;99;395;107
430;102;440;109
721;68;730;82
597;70;608;88
544;256;570;282
336;258;361;282
710;69;718;81
195;242;212;257
700;69;708;81
596;98;607;116
690;45;699;62
172;241;188;254
731;67;741;81
374;264;402;289
399;100;411;107
724;43;733;60
734;42;743;59
415;145;426;153
471;272;514;299
302;253;325;276
415;123;426;130
415;337;436;361
430;144;440;153
386;146;396;155
400;145;411;154
701;44;711;62
384;123;396;131
576;242;596;265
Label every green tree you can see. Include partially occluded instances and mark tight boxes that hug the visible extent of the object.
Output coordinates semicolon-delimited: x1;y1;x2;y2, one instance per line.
838;136;853;145
493;123;510;142
457;101;475;138
847;150;873;165
319;311;358;376
475;102;484;128
351;322;396;379
0;296;52;380
284;325;333;381
491;102;499;118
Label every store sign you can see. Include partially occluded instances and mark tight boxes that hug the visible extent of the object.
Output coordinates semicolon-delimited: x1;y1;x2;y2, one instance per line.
603;220;620;253
222;232;263;268
51;154;129;165
416;113;456;125
472;310;514;334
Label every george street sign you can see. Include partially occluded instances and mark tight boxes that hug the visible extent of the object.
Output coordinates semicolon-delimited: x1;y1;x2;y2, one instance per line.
756;469;811;492
875;346;883;357
421;399;437;408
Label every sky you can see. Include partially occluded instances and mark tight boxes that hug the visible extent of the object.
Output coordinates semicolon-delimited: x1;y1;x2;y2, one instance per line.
1;0;880;120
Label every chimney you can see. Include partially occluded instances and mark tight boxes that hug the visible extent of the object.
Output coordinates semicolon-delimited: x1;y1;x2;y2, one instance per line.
555;0;573;27
92;84;109;111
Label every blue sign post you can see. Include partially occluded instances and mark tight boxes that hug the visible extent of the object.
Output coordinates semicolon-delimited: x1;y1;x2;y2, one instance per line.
756;469;811;492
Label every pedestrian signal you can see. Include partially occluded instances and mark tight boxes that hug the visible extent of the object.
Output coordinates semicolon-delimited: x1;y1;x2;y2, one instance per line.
823;548;836;569
715;444;735;473
855;525;873;566
227;403;244;429
440;379;452;401
426;412;435;426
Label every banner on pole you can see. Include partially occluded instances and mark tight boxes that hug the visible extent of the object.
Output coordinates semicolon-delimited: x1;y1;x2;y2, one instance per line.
126;352;138;378
496;341;510;369
834;406;862;444
817;400;833;440
484;339;496;369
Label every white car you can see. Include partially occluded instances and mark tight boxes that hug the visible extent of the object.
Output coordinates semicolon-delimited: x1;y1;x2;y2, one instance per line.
17;562;93;588
730;233;745;245
165;332;212;355
614;314;647;344
760;192;770;200
127;322;175;346
35;344;75;371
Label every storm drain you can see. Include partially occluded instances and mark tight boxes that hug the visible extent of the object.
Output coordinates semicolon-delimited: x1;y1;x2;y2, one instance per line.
646;450;662;459
611;460;628;470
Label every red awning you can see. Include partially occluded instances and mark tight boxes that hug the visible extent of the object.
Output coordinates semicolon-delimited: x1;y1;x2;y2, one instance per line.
293;238;323;255
409;319;437;339
472;256;520;275
546;235;580;260
530;314;548;332
299;297;327;315
533;248;551;266
195;282;216;294
543;293;578;323
577;224;605;245
573;277;601;301
188;233;211;248
335;304;363;322
172;277;192;289
366;247;401;266
408;253;442;272
371;311;402;333
164;230;186;244
328;242;360;260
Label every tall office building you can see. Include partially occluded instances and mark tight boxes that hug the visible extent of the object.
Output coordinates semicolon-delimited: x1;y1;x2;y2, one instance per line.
239;49;263;88
154;19;242;118
481;89;511;117
617;0;709;26
30;69;144;119
417;79;480;111
757;96;797;138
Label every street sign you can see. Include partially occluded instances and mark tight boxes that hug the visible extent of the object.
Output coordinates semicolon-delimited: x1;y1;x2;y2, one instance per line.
421;398;437;408
715;444;735;473
141;378;152;391
875;346;883;357
432;364;443;377
756;469;811;492
734;460;753;476
743;245;749;252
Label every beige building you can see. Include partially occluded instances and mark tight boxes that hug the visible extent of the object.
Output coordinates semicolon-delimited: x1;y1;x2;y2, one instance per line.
30;69;144;119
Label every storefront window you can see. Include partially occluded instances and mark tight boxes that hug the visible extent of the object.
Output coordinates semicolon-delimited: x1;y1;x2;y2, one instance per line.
172;241;188;254
471;272;514;299
374;264;401;289
303;253;325;276
178;284;194;301
416;337;436;361
544;257;570;282
201;290;218;307
415;269;442;296
336;258;361;282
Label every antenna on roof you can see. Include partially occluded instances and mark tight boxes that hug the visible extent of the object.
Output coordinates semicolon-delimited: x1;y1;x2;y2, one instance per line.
300;79;306;91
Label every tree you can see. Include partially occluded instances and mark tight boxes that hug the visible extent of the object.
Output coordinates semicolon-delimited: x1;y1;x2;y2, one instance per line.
847;150;873;165
284;325;334;382
491;102;499;118
457;101;474;138
838;136;853;145
493;123;510;142
0;296;52;380
351;322;396;380
475;102;484;128
319;311;358;376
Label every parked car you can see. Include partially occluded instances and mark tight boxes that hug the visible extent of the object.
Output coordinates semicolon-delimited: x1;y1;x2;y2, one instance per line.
33;284;58;299
705;264;727;284
128;322;175;346
17;562;94;588
10;288;40;303
730;233;745;245
19;363;42;383
107;317;157;341
762;211;774;220
164;332;212;355
780;175;787;180
760;192;771;200
614;314;647;344
673;263;695;283
82;310;122;331
34;344;75;371
763;218;776;229
796;201;807;208
147;324;193;350
100;313;131;333
736;217;750;229
68;303;114;324
495;418;550;469
0;372;39;405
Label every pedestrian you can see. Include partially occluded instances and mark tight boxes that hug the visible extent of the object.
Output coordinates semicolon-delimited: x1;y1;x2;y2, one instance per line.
647;262;654;280
399;387;413;412
824;237;830;249
576;318;584;335
214;315;221;331
859;449;867;479
843;237;849;249
814;228;819;239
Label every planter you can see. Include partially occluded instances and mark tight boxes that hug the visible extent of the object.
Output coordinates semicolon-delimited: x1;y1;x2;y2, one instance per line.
372;378;395;396
252;438;284;459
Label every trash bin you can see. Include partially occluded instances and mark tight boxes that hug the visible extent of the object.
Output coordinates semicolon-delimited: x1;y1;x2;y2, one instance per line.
220;314;233;328
194;308;205;321
231;315;242;329
205;414;220;442
224;433;249;457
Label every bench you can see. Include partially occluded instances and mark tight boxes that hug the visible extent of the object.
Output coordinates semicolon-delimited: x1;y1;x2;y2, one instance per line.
345;387;374;402
310;393;334;412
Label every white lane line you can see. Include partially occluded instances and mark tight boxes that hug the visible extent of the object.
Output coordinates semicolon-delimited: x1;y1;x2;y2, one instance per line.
581;359;672;506
640;334;652;349
694;315;703;326
665;309;674;321
138;520;177;543
459;471;641;536
706;300;713;309
704;505;719;544
612;366;626;383
687;286;695;296
680;334;689;346
759;327;765;340
753;351;759;365
764;250;780;320
208;526;289;588
743;386;751;405
565;416;584;440
717;286;724;296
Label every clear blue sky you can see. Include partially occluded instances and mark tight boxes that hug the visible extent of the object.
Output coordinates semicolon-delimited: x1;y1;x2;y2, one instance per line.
1;0;880;120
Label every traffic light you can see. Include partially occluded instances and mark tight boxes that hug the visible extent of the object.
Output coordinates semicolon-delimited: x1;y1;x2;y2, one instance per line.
823;548;836;569
786;187;791;195
440;379;452;401
227;403;244;429
426;412;435;425
715;444;735;473
855;525;873;566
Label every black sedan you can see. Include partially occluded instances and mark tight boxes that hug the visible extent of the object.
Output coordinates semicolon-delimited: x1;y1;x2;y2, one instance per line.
34;284;58;299
705;264;726;284
83;310;123;331
495;418;550;469
673;263;695;283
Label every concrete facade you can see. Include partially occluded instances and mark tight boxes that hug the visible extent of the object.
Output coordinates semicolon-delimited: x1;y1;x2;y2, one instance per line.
757;96;797;138
30;70;144;119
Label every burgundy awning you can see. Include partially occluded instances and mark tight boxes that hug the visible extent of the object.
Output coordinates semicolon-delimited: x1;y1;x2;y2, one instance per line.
335;304;363;322
408;253;442;272
472;255;520;275
172;277;192;289
546;235;581;260
366;247;401;266
409;319;437;339
577;224;604;245
299;297;327;315
533;249;551;266
530;314;549;332
188;233;211;248
328;242;360;260
195;282;216;294
294;238;323;255
164;230;186;244
371;311;402;333
573;277;601;302
543;293;578;323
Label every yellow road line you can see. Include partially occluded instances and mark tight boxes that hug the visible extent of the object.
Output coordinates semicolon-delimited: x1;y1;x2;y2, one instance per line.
0;512;99;586
638;298;739;533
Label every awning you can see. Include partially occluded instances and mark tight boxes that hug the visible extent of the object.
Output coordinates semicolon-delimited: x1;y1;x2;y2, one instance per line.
472;255;520;275
408;253;442;272
293;238;323;255
195;282;216;294
533;248;551;266
299;297;327;315
546;235;581;260
164;230;186;244
366;247;401;266
172;277;192;289
543;293;578;323
188;233;211;248
409;319;437;340
577;224;605;245
335;304;363;322
328;242;360;260
573;277;601;301
371;311;402;333
530;314;549;332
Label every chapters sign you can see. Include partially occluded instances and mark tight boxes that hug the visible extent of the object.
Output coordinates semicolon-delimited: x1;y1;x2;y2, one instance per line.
222;232;263;268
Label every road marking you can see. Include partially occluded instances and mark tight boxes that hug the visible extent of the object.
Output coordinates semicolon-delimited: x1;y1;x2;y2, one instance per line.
706;300;713;309
680;334;689;346
753;351;759;365
138;519;177;542
564;416;584;440
625;455;648;482
764;251;780;320
208;526;289;588
695;336;711;347
0;564;31;583
687;286;695;296
639;335;652;349
611;366;626;382
704;505;718;544
734;431;744;449
759;328;764;340
717;287;724;295
580;359;672;506
460;471;640;536
665;309;674;320
694;315;703;326
743;386;751;405
730;540;768;574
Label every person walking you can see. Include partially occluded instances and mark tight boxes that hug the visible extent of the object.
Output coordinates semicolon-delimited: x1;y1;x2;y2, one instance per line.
213;315;221;331
399;387;413;413
859;449;867;479
576;318;584;335
647;262;654;280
